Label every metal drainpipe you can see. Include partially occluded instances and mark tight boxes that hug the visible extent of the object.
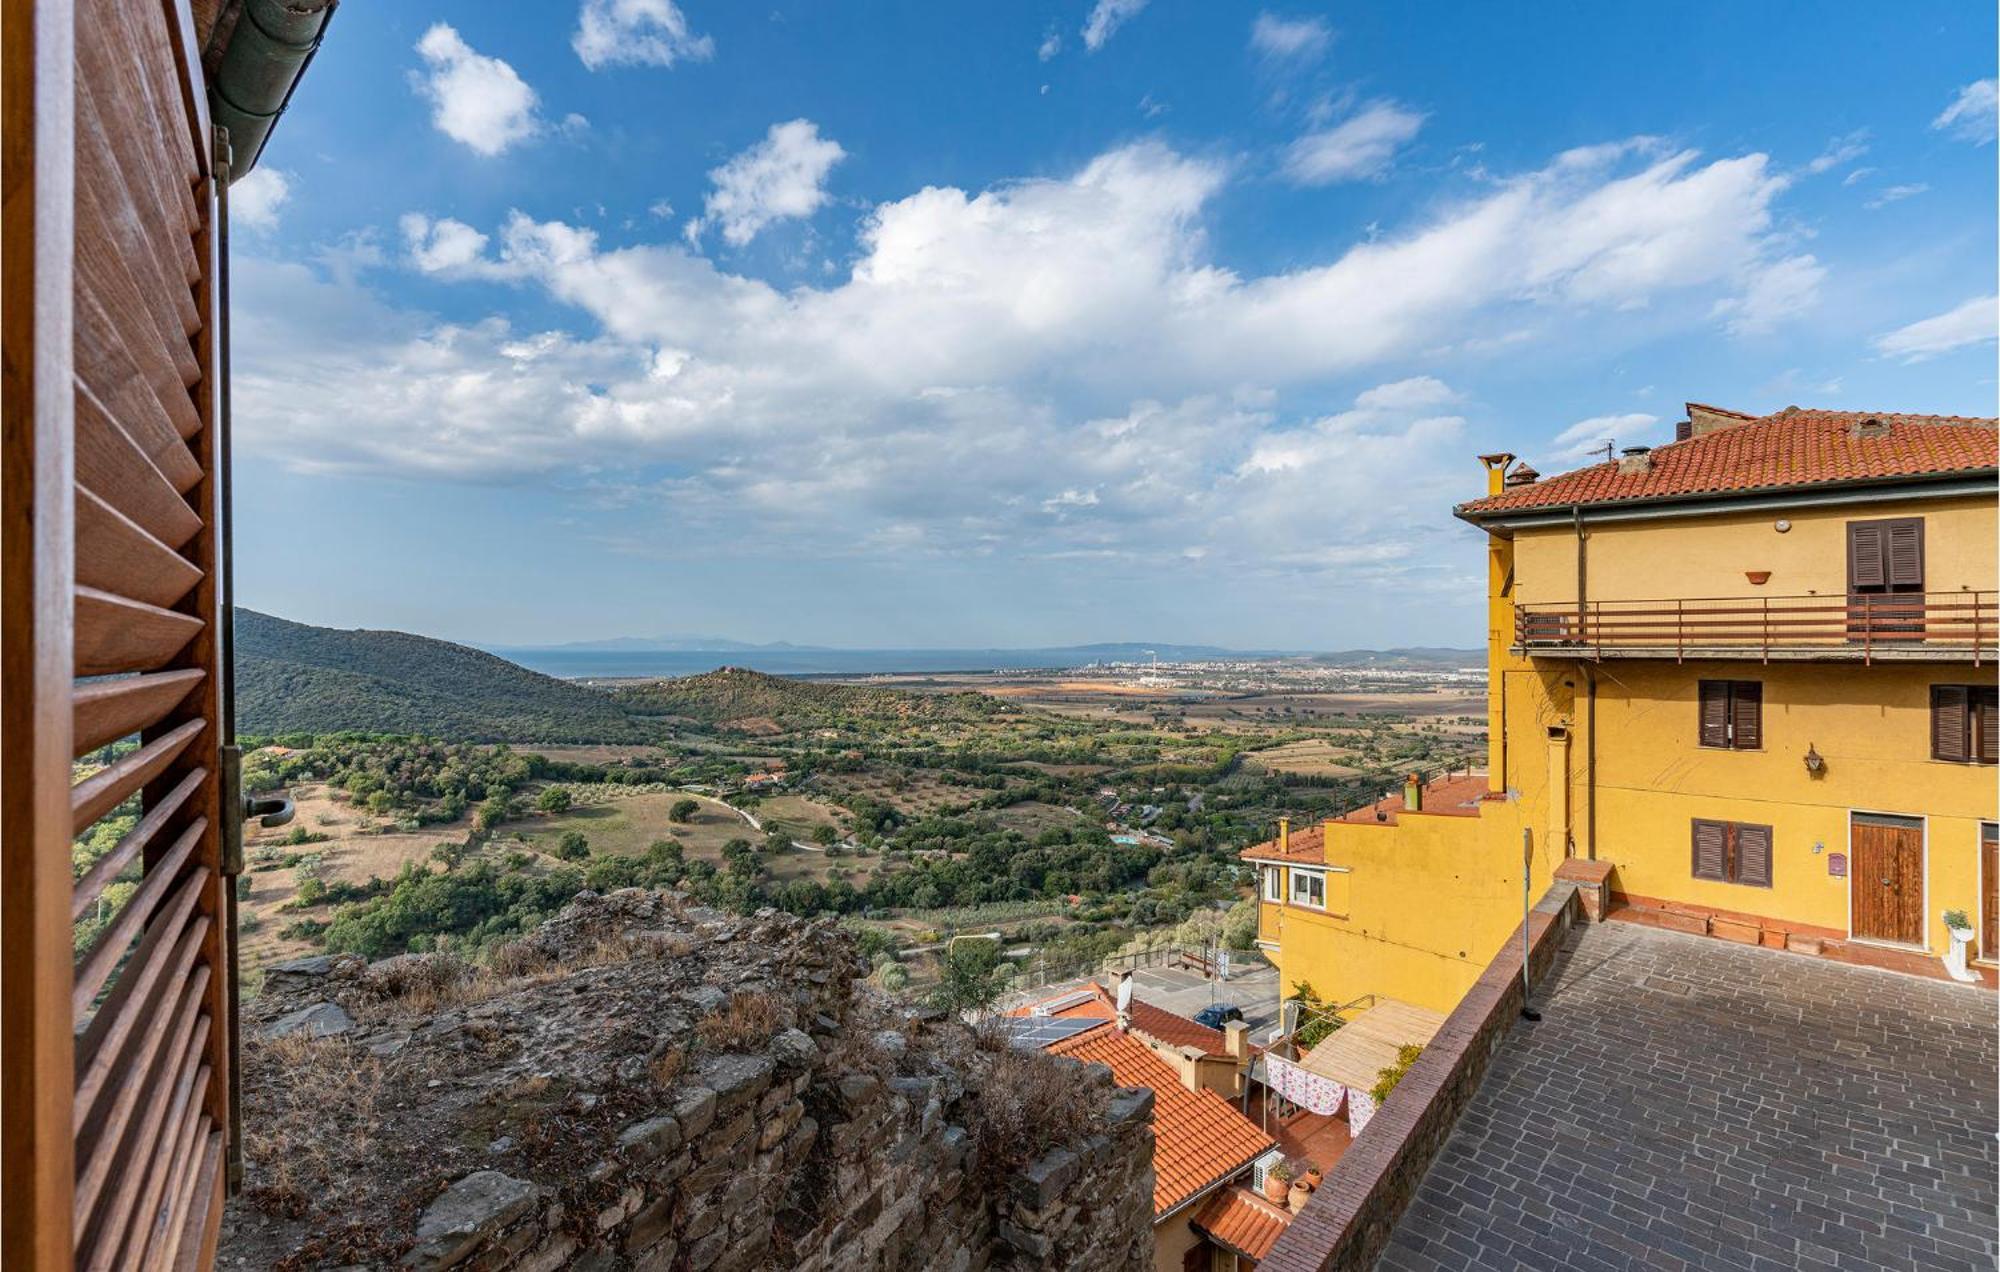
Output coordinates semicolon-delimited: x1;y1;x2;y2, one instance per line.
1581;664;1597;861
209;0;338;177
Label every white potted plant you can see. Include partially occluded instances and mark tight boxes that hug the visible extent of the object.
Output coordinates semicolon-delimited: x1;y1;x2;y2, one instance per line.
1941;909;1978;983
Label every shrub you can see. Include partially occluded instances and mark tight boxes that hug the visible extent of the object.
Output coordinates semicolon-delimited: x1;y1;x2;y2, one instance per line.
669;798;700;823
966;1047;1107;1184
1371;1043;1424;1103
695;991;784;1050
536;787;573;814
555;831;589;861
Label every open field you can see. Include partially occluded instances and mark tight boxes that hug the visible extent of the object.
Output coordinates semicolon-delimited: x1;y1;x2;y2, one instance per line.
753;793;848;839
515;743;675;765
822;769;982;817
991;800;1090;835
1243;737;1362;778
505;791;752;859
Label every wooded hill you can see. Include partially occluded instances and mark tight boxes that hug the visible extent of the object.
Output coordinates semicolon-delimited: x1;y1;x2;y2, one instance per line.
612;666;1012;733
235;609;645;743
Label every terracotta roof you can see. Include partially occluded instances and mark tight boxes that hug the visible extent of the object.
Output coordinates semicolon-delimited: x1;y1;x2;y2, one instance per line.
1239;773;1492;861
1192;1187;1291;1260
1048;1027;1275;1216
1006;981;1233;1057
1457;408;1997;517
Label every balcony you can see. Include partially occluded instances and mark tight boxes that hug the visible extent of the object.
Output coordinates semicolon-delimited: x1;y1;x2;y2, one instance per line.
1514;591;1997;663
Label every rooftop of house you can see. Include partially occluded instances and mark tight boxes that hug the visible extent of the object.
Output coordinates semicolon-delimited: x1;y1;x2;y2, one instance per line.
1047;1024;1276;1217
1373;920;1998;1270
1456;405;1998;519
1239;772;1492;864
1192;1186;1291;1262
1006;980;1236;1057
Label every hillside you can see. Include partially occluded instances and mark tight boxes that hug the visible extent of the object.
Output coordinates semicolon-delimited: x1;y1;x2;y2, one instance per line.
235;609;644;742
613;666;1012;733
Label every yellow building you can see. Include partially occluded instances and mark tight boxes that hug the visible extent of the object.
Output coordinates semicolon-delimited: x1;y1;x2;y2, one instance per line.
1248;404;1999;1015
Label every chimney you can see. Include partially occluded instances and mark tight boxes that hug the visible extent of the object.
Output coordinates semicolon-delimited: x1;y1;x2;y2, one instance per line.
1503;462;1540;488
1224;1020;1250;1067
1278;817;1291;853
1404;773;1423;812
1616;445;1652;476
1179;1048;1205;1092
1685;402;1756;438
1850;416;1892;440
1477;452;1516;497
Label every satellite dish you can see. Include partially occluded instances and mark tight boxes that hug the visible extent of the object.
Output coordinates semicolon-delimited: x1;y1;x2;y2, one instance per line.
1115;974;1133;1016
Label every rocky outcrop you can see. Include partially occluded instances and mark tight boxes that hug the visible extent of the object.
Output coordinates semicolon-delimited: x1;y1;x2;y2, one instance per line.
221;889;1154;1270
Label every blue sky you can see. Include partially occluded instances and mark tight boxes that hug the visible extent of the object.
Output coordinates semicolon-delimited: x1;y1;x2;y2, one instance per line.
230;1;1996;650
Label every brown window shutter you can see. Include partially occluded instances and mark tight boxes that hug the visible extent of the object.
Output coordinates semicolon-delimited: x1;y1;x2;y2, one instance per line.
1735;823;1773;887
1976;689;1999;765
1731;682;1762;749
1691;819;1728;881
1848;522;1886;589
1933;686;1970;761
1884;519;1924;589
1698;681;1729;748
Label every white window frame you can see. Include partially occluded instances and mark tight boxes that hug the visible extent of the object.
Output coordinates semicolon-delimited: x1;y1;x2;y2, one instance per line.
1262;866;1283;903
1289;867;1327;910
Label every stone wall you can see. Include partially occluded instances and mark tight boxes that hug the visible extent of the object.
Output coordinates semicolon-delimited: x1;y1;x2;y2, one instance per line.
221;890;1154;1270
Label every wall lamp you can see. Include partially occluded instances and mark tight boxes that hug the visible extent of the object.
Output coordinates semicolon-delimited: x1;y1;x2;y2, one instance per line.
1803;743;1826;777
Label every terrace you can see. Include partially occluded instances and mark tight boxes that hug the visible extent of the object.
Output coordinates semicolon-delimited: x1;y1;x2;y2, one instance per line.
1515;590;1997;663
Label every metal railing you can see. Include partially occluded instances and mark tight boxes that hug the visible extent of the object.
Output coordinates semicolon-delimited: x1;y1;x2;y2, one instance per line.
1516;591;1996;663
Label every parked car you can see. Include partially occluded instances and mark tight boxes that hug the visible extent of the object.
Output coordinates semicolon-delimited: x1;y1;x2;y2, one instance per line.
1194;1003;1244;1029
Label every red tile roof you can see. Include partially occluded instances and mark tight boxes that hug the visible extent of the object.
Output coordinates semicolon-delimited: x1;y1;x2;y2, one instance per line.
1192;1186;1291;1260
1456;408;1997;517
1006;981;1234;1057
1239;773;1492;861
1048;1026;1275;1215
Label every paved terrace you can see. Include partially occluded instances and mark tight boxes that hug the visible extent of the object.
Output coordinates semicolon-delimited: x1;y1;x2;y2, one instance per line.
1380;921;1997;1272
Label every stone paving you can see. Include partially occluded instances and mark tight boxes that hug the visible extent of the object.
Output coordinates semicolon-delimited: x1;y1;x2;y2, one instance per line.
1379;921;1998;1272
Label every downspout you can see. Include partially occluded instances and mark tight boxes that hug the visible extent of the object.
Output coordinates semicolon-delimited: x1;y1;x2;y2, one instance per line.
1581;664;1596;861
208;0;338;178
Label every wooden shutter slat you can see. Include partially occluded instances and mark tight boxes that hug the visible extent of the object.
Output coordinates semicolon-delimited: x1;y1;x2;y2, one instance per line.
1736;823;1772;887
1975;690;1998;765
75;87;202;345
77;1001;208;1270
69;718;203;833
1885;519;1924;588
73;671;206;759
1691;819;1727;881
75;170;201;389
74;0;201;236
113;0;208;181
77;285;199;441
1733;682;1761;750
74;587;204;679
70;769;205;921
76;486;203;612
139;1108;212;1272
73;819;204;1019
75;381;202;549
74;969;207;1244
1848;522;1885;589
73;902;208;1134
165;1127;224;1272
75;63;201;286
1698;681;1728;748
1933;685;1970;762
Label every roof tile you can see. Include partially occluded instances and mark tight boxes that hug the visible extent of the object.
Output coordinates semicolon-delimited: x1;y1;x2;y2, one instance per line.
1192;1186;1292;1260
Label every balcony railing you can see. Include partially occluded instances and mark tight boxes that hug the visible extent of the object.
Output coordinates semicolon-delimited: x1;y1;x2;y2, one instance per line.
1515;591;1997;663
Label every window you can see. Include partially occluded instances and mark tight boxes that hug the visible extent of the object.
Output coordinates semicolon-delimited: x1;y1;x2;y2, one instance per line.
1262;867;1283;903
1847;517;1925;639
1288;868;1326;909
1697;680;1762;749
1691;819;1773;887
1931;685;1998;764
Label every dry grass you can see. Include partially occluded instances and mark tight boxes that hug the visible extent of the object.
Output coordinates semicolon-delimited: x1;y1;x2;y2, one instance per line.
966;1046;1108;1183
650;1046;687;1089
242;1034;388;1218
695;991;784;1051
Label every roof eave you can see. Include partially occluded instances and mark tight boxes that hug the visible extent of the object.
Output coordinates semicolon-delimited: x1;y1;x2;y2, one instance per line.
1453;468;1997;531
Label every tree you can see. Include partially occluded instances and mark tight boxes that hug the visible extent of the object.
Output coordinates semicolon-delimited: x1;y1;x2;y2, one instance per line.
536;787;572;814
669;798;701;823
812;824;838;846
555;831;589;861
931;938;1007;1017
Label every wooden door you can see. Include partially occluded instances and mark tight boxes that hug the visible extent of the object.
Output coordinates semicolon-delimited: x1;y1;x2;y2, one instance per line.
1982;824;1998;962
1850;815;1924;945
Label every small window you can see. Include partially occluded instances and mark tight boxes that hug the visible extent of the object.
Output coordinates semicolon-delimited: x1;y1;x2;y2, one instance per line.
1691;818;1773;887
1288;869;1326;909
1697;680;1762;750
1931;685;1998;764
1262;867;1283;903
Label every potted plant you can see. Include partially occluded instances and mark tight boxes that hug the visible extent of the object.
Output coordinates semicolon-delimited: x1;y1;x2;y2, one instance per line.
1942;909;1979;983
1302;1164;1325;1191
1262;1160;1292;1204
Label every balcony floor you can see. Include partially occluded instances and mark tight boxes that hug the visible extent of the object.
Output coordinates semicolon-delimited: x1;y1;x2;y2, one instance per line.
1514;643;1993;663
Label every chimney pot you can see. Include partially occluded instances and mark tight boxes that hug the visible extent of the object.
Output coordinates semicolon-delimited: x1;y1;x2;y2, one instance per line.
1278;817;1291;852
1503;462;1540;487
1404;773;1423;813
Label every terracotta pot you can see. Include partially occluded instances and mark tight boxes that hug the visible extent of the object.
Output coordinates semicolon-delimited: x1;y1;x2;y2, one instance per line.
1745;571;1771;585
1262;1173;1289;1204
1288;1180;1312;1214
1303;1166;1325;1190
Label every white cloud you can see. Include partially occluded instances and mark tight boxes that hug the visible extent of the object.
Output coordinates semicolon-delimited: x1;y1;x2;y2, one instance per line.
412;24;541;156
1547;413;1661;463
573;0;713;70
1037;28;1062;61
1871;296;1997;362
1932;79;1997;144
1282;102;1426;185
1082;0;1148;52
1841;166;1876;186
400;214;492;273
1803;129;1868;175
231;167;291;232
1710;254;1824;334
1250;12;1332;61
689;119;846;247
1864;183;1928;209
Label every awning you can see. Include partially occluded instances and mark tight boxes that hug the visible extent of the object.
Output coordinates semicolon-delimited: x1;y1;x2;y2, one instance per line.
1298;998;1446;1089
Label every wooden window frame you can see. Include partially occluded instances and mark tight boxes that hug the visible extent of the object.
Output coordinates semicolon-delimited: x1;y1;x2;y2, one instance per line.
1697;680;1763;751
1690;818;1774;888
1931;684;1998;765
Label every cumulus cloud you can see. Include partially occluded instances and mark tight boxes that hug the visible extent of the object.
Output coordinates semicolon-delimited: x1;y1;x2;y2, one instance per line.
412;24;541;156
1082;0;1148;52
400;214;493;273
573;0;713;70
1710;254;1825;334
1250;12;1332;61
1932;79;1997;144
1282;102;1426;185
1871;296;1997;362
689;120;846;247
1546;413;1661;463
231;167;291;232
1037;28;1062;61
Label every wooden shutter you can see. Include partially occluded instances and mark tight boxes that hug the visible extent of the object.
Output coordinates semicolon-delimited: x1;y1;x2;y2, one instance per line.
1847;521;1886;589
1983;824;1998;961
1884;519;1924;589
1691;819;1728;881
1698;681;1729;748
1974;689;1998;765
4;3;234;1270
1933;686;1970;762
1731;682;1761;750
1734;823;1773;888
